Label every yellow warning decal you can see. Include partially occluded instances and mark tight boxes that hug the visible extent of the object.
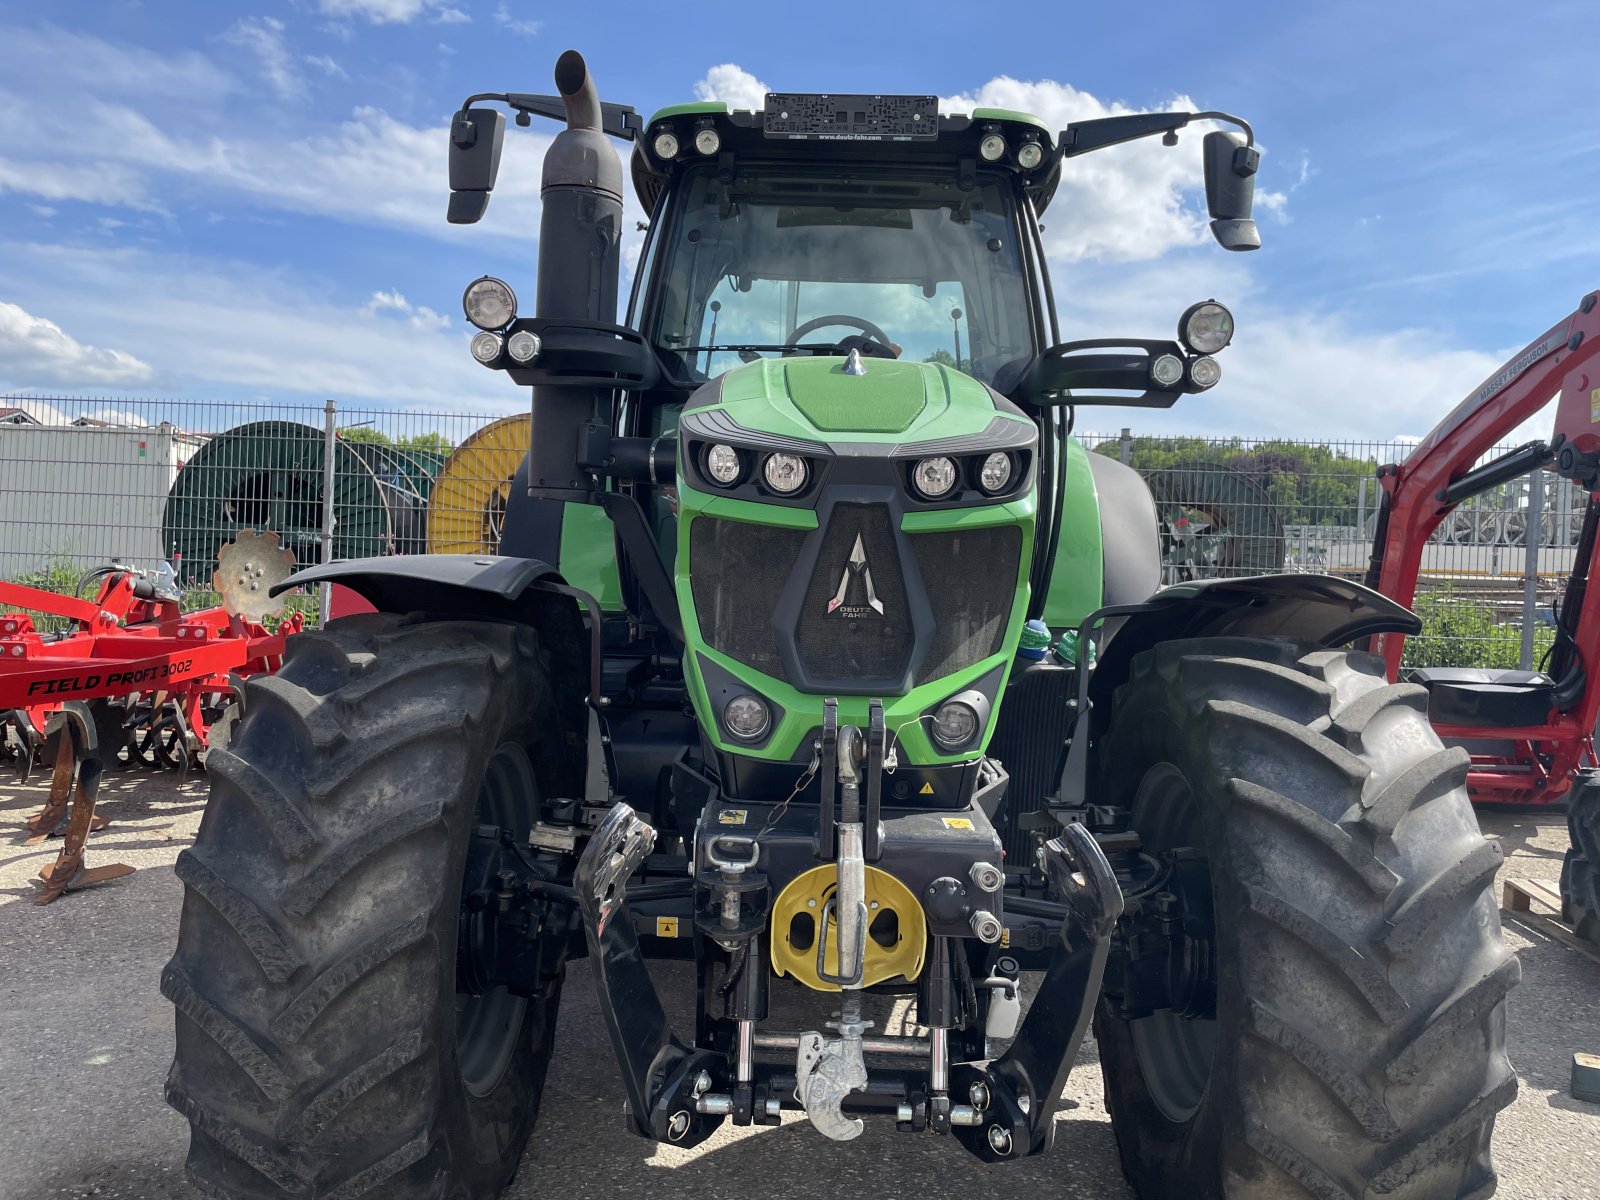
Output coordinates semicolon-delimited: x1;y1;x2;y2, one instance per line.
942;817;975;830
1591;386;1600;423
1000;927;1011;948
656;916;680;938
718;808;748;825
919;782;935;795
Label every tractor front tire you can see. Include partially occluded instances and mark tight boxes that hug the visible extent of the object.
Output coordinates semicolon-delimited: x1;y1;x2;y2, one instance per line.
1562;773;1600;944
1093;637;1519;1200
163;613;569;1200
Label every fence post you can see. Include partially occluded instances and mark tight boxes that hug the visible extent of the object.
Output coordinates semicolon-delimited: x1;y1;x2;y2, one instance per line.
1357;475;1368;539
320;397;337;626
1520;468;1543;671
1119;427;1132;465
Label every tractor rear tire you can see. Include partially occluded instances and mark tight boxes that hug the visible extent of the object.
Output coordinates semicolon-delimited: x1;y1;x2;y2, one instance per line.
1561;773;1600;944
1093;637;1519;1200
163;613;571;1200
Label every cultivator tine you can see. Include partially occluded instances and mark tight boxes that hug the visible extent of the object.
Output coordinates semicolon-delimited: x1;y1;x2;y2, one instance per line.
23;728;76;844
33;708;134;905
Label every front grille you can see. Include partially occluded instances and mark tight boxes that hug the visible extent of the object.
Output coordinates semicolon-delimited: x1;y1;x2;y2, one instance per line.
912;527;1021;684
796;503;913;684
690;517;807;680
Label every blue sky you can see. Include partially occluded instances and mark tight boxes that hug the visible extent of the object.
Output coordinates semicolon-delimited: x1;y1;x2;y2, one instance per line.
0;0;1594;439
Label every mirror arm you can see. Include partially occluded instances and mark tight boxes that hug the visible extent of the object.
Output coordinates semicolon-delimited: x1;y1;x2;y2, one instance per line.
460;91;642;141
1058;109;1253;159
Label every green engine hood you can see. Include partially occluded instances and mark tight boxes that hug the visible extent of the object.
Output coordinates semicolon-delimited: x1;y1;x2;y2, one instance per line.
712;356;1012;444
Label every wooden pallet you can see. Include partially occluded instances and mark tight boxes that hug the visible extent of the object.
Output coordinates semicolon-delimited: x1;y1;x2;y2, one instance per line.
1501;877;1600;967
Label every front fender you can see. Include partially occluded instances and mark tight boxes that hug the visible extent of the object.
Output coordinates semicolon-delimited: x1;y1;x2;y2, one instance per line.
1088;573;1418;713
272;553;564;623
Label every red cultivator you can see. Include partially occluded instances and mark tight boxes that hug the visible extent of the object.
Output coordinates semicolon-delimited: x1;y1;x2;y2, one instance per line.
2;531;298;902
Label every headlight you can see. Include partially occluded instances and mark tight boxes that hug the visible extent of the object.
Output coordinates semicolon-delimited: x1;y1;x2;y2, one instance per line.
931;700;979;750
1016;141;1044;170
694;126;721;156
979;452;1013;494
913;456;959;499
1150;353;1185;388
1179;300;1234;354
979;133;1006;162
724;694;770;741
652;129;679;160
463;276;517;331
506;330;542;364
763;452;808;494
1189;356;1222;389
705;443;743;485
470;331;502;363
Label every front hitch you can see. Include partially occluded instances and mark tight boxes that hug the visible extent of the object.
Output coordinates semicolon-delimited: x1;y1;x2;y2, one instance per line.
953;822;1123;1160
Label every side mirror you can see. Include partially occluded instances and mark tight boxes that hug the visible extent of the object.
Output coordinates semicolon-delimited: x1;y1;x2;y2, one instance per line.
447;107;505;224
1203;130;1261;251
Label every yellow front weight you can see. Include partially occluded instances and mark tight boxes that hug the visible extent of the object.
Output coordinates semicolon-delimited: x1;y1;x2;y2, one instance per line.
770;864;928;992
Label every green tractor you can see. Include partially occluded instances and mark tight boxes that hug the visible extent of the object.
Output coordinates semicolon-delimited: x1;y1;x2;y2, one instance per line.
163;51;1518;1200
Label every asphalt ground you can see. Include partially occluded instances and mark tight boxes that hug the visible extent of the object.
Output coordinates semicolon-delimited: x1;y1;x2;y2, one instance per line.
1;767;1597;1200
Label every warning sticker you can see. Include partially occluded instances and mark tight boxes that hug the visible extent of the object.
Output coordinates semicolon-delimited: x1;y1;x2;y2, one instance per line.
718;808;748;825
1000;927;1011;948
1591;386;1600;423
919;782;935;795
656;916;680;938
942;817;975;830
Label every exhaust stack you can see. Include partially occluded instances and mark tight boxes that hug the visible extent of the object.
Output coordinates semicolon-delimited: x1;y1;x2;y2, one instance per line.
503;50;625;559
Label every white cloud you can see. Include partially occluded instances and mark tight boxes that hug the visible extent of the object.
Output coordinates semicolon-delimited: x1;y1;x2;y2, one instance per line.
1054;256;1501;442
694;65;770;113
0;83;545;240
940;77;1226;264
222;16;304;102
0;301;157;389
493;4;541;36
305;53;348;80
3;242;523;412
0;25;232;100
366;289;451;330
319;0;463;23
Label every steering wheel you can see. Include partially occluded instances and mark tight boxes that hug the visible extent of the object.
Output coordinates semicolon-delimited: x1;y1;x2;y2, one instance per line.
788;313;893;350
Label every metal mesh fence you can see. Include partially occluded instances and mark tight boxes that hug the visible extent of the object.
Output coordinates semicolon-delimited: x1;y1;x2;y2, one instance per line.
1082;430;1581;670
0;397;1571;668
0;395;528;628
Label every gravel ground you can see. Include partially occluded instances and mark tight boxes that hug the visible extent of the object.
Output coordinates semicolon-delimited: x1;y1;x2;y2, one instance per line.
1;766;1597;1200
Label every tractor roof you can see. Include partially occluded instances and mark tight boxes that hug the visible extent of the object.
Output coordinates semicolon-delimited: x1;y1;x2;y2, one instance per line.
631;97;1063;217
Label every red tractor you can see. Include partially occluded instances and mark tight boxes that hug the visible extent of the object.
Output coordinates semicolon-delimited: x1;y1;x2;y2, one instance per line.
1364;290;1600;937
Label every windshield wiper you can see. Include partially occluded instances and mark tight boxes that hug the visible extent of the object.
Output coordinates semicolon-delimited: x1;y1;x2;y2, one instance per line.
675;343;828;354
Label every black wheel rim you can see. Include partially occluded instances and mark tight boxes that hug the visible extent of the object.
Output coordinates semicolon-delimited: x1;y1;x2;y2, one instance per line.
455;742;537;1098
1128;761;1219;1124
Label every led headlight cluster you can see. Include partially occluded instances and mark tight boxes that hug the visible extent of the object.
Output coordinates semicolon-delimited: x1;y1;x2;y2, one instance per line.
702;443;811;496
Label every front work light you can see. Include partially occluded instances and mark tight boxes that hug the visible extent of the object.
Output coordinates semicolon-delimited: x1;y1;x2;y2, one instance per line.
506;330;542;364
694;126;722;156
979;452;1013;494
463;276;517;331
1016;141;1044;170
1179;300;1234;355
1151;354;1185;388
1190;356;1222;389
470;331;502;363
979;133;1006;162
652;130;680;160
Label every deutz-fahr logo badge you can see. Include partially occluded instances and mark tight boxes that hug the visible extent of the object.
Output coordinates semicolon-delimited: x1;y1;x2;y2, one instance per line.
827;533;885;618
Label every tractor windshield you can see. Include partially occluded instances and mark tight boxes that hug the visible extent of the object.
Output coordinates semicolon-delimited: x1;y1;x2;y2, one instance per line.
647;164;1036;389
